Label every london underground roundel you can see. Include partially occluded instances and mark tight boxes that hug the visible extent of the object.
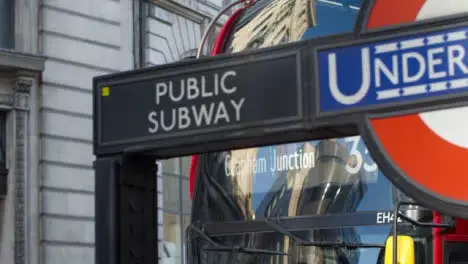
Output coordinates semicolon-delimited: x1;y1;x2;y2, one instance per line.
359;0;468;216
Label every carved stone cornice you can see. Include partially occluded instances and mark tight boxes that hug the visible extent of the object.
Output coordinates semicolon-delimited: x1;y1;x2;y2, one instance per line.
0;60;40;110
14;77;33;94
13;76;33;111
0;49;45;72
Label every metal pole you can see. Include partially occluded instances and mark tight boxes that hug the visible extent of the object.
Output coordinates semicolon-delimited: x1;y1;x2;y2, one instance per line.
95;155;158;264
392;202;400;264
119;155;158;264
95;157;119;264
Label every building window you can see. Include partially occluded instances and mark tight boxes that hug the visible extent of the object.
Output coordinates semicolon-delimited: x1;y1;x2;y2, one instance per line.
0;111;7;198
0;0;14;49
445;241;468;264
159;156;192;264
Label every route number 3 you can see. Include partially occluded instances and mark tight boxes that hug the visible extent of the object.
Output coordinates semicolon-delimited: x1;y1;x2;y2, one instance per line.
344;136;378;174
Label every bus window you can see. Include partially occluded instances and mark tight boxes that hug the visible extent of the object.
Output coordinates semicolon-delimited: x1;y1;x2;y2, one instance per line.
189;138;408;264
446;242;468;264
187;1;434;263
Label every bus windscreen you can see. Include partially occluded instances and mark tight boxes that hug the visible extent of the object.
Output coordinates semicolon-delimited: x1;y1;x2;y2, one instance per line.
186;0;434;263
187;138;427;264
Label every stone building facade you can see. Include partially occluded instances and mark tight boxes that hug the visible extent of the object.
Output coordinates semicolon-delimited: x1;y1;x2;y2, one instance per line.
0;0;229;263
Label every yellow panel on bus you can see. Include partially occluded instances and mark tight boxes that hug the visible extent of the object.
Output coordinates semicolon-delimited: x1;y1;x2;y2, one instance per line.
384;235;415;264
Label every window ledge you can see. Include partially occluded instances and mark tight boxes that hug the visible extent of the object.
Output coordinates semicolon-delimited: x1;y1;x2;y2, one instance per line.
0;49;46;72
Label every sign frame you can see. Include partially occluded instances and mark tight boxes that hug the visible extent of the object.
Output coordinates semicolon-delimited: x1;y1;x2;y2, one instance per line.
354;8;468;217
311;12;468;119
93;41;311;157
95;13;468;157
94;12;468;217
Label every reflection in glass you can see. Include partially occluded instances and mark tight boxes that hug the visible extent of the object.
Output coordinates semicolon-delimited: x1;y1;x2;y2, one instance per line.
185;0;432;263
293;141;364;263
229;0;316;52
162;158;181;175
190;138;396;263
163;175;182;210
162;213;182;263
182;214;191;264
182;178;192;213
226;0;362;54
181;156;192;178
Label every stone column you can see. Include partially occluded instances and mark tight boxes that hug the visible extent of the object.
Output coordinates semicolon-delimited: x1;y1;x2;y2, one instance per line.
13;75;32;264
0;49;44;264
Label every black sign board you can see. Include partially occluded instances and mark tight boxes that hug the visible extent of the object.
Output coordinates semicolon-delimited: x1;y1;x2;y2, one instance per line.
94;44;308;156
94;15;468;158
95;15;468;158
93;12;468;224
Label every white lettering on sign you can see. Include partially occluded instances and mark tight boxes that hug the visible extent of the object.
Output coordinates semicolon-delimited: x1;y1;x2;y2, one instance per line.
224;148;316;177
327;32;468;105
376;212;403;224
343;136;378;175
147;71;246;133
269;148;315;173
225;153;268;177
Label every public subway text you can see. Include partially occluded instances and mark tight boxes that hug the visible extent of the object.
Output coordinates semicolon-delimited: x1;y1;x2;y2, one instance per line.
147;71;246;133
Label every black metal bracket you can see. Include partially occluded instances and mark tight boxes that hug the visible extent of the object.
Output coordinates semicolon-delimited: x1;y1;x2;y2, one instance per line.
392;202;456;264
264;216;385;249
186;223;288;256
264;215;310;244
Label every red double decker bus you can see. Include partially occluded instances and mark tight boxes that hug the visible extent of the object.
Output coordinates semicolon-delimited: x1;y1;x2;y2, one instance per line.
186;1;468;263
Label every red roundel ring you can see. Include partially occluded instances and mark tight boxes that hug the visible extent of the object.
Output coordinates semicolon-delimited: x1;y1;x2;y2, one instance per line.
360;0;468;217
